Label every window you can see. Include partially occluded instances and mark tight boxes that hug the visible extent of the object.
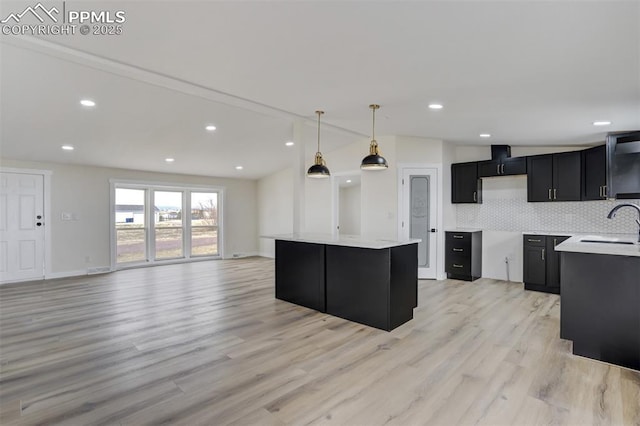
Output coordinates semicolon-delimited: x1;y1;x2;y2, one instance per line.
112;183;222;267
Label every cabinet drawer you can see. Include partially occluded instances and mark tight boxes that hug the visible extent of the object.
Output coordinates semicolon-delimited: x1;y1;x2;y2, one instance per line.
523;235;546;247
446;232;471;247
448;245;470;257
445;257;471;275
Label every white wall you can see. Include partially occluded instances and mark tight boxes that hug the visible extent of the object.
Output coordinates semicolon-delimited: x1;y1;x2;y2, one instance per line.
257;167;293;257
0;158;258;277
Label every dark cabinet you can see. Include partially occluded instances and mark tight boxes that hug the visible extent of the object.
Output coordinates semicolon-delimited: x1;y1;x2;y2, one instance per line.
523;234;570;294
582;145;607;200
527;152;581;202
445;231;482;281
606;130;640;199
451;162;481;204
478;157;527;177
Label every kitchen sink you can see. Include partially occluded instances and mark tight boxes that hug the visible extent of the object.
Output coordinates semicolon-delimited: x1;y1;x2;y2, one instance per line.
580;238;635;245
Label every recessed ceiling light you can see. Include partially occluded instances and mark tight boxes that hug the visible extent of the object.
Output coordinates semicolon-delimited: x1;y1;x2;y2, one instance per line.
61;145;74;151
235;165;243;170
428;103;443;110
80;99;95;107
346;179;352;183
285;141;295;146
593;121;611;126
165;158;175;163
205;125;217;131
479;133;491;138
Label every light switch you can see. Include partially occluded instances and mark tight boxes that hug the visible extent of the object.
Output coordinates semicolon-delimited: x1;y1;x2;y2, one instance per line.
61;212;72;221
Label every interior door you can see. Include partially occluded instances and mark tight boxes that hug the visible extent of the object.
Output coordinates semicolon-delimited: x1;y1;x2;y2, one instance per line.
400;168;437;279
0;172;45;282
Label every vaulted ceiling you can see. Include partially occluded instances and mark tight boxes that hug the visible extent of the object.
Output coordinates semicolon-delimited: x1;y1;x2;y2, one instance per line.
1;1;639;179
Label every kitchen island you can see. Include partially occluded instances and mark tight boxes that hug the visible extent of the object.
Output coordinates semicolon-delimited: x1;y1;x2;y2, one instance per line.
266;234;420;331
556;234;640;370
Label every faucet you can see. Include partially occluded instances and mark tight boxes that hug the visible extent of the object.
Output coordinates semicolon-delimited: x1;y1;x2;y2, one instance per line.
607;203;640;243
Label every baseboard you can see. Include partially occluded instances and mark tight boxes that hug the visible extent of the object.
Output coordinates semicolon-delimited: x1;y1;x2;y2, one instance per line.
45;269;93;280
226;251;259;259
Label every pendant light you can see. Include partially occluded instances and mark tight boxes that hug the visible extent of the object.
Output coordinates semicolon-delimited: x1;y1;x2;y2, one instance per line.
361;104;388;170
307;110;331;178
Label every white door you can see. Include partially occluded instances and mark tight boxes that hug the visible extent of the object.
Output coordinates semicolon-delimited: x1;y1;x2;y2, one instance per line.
0;172;45;282
400;168;438;279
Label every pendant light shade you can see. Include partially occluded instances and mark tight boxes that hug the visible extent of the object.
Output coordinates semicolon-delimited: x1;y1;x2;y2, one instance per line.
361;104;388;170
307;110;330;178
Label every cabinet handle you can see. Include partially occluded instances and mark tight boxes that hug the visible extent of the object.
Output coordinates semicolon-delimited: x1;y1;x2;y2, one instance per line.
542;248;545;261
548;189;552;200
501;164;505;174
553;189;557;200
453;235;464;239
527;238;541;242
453;264;464;268
599;186;603;198
497;164;500;174
603;185;607;198
473;191;477;202
453;248;464;252
553;238;557;247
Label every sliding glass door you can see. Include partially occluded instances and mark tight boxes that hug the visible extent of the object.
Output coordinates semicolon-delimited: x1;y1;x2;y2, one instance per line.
113;184;221;267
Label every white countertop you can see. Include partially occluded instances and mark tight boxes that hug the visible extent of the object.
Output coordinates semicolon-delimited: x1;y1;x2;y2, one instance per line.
261;233;421;249
445;228;483;233
555;234;640;257
522;231;575;237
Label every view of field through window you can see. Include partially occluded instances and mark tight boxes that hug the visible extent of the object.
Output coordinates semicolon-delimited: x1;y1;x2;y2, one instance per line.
115;187;218;264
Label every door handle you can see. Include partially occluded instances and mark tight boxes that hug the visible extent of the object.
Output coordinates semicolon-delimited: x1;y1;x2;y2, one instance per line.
36;215;42;219
429;228;437;233
36;222;42;227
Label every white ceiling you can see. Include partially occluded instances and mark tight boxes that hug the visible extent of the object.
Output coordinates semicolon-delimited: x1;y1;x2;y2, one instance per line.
1;1;639;179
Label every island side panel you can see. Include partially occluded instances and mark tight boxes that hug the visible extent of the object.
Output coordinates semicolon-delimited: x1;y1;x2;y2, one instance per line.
275;240;326;313
389;243;418;330
560;251;640;371
325;245;391;330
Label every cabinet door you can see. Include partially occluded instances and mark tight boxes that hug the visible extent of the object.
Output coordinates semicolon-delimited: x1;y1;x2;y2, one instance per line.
553;151;582;201
527;155;553;202
452;162;480;203
582;145;606;200
502;157;527;175
546;236;569;289
478;160;500;177
523;243;546;285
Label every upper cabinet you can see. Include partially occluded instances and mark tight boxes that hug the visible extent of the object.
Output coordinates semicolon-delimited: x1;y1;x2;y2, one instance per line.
451;162;482;204
478;157;527;178
582;145;607;200
527;151;581;202
607;131;640;199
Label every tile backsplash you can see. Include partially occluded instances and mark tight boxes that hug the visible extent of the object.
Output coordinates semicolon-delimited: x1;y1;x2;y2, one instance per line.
456;175;640;234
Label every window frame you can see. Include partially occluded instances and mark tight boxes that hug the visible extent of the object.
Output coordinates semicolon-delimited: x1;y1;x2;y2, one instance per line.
110;179;224;270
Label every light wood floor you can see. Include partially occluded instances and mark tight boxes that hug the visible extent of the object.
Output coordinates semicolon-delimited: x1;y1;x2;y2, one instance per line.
0;258;638;426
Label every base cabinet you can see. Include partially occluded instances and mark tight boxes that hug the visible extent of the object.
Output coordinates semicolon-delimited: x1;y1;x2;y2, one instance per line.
523;234;569;294
445;231;482;281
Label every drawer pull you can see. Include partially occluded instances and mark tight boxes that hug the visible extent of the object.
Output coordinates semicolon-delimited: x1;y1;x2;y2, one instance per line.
527;238;541;242
453;264;464;268
452;248;464;252
453;235;464;239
